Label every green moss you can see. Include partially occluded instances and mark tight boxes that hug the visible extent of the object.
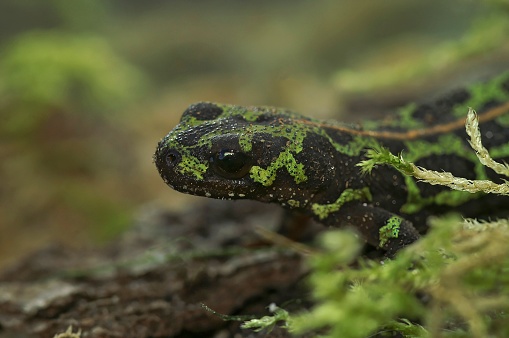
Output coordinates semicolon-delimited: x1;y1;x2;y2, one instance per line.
288;215;509;338
0;32;146;116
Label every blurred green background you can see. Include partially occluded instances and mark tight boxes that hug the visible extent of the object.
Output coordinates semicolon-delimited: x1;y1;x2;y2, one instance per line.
1;0;508;268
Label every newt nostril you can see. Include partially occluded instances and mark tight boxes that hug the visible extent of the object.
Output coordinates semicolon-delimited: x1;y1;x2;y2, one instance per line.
166;149;181;167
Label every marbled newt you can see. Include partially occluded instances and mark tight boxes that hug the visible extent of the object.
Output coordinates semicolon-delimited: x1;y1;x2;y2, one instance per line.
154;72;509;253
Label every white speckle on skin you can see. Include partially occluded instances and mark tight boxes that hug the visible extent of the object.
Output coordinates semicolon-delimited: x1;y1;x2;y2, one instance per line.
205;192;211;197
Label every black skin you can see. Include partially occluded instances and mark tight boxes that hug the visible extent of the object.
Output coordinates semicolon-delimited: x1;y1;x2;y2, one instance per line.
155;82;509;254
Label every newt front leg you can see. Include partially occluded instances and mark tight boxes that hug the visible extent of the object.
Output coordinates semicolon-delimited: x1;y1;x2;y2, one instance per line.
318;202;421;254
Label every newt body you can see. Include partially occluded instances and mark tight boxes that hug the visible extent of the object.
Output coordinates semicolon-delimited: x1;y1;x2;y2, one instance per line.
155;73;509;253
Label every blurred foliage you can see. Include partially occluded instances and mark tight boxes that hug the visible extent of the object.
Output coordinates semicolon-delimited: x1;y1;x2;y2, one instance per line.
0;32;146;136
50;0;108;31
289;216;509;338
0;30;147;248
334;14;509;94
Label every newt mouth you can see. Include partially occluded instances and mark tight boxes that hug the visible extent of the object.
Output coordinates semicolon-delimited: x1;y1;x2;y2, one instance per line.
154;146;256;200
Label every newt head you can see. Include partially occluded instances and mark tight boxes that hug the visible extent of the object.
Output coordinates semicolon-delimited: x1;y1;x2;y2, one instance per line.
154;102;337;208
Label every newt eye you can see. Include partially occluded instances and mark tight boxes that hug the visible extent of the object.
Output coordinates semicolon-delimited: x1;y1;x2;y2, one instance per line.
210;149;252;179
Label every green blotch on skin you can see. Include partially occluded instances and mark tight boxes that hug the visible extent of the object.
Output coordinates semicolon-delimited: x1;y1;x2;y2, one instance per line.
219;103;270;122
226;108;310;153
238;132;253;152
224;104;381;158
176;104;382;178
330;135;380;157
250;150;307;186
362;103;424;131
379;216;402;247
181;116;204;128
395;103;425;129
177;152;208;180
364;71;509;130
403;134;470;162
312;187;372;220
